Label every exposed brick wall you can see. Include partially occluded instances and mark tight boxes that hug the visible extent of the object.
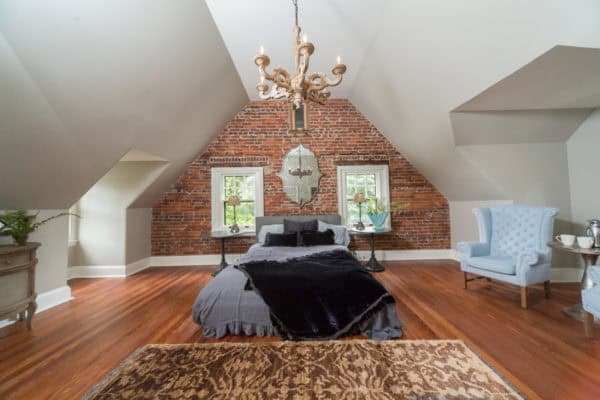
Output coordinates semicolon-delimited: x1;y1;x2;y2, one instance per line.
152;99;450;255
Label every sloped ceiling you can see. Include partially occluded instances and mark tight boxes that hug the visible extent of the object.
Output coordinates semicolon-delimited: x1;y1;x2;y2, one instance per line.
3;0;600;209
451;109;593;145
349;0;600;201
455;46;600;112
0;0;248;209
206;0;386;100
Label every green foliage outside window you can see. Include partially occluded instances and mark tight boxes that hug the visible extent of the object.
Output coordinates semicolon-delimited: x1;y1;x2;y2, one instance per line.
223;175;255;227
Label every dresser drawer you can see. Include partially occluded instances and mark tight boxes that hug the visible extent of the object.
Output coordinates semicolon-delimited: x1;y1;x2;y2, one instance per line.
0;251;32;269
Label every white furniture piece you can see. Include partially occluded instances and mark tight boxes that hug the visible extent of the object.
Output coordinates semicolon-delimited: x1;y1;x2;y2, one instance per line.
458;205;558;308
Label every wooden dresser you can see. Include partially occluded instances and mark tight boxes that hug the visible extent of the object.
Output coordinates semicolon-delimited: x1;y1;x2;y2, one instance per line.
0;243;40;330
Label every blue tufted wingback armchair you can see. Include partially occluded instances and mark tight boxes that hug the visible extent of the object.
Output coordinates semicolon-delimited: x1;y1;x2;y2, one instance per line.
457;205;559;308
583;266;600;338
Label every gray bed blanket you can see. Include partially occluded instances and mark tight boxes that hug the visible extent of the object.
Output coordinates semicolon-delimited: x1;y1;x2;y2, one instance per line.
192;244;402;339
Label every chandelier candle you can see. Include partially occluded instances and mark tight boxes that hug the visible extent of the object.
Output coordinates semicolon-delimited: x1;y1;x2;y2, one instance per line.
254;0;347;110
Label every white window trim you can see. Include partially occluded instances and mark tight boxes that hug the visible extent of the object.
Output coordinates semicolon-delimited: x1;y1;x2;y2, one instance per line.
336;164;391;229
211;167;264;232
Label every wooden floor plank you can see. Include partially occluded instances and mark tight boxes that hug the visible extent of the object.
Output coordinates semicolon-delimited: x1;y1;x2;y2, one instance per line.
1;261;599;399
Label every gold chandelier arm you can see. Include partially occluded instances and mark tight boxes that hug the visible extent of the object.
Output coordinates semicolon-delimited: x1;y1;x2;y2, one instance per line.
306;70;344;92
271;68;292;90
306;89;331;104
258;84;289;100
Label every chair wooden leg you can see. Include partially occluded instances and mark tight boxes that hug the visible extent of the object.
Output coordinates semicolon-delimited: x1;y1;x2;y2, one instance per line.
544;280;551;299
584;311;594;338
463;272;468;289
520;286;528;309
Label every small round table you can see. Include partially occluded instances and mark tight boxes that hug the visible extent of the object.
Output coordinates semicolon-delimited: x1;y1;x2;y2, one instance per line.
548;240;600;322
203;231;253;276
349;227;392;272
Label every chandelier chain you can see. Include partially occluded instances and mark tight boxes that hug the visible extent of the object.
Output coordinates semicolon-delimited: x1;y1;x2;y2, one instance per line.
292;0;298;27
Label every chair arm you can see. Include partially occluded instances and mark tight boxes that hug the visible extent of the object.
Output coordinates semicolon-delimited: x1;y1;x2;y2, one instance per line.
457;242;489;258
588;266;600;284
517;252;541;267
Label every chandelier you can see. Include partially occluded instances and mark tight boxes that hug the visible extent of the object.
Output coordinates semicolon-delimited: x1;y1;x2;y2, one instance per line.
253;0;347;109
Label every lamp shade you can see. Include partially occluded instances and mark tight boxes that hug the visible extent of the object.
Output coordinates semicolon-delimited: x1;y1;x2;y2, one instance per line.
227;196;241;206
353;192;366;203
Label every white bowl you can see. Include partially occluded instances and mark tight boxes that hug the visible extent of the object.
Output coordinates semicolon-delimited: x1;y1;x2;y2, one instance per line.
577;236;594;249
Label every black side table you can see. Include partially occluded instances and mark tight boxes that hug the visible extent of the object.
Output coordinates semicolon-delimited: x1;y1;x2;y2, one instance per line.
204;231;253;276
349;227;392;272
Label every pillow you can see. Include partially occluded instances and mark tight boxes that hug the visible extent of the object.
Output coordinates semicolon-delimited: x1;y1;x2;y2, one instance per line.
284;218;318;245
264;232;298;247
257;224;284;243
318;221;350;246
283;218;318;234
300;229;335;246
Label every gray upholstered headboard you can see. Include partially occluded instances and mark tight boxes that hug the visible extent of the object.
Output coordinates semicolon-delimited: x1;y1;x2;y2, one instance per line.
255;215;341;242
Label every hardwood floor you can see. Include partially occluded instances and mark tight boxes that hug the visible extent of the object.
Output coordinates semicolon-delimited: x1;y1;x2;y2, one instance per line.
1;261;599;399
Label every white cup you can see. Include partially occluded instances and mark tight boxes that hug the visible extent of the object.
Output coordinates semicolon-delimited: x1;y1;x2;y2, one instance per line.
577;236;594;249
556;234;576;247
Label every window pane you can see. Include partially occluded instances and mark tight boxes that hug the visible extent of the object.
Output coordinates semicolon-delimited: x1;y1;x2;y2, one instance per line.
225;201;255;226
224;175;256;201
243;176;255;200
344;173;378;225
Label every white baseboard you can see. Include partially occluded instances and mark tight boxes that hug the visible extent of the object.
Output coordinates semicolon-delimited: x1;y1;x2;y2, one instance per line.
69;265;126;279
0;285;72;328
37;285;73;312
69;257;156;279
151;253;243;267
69;250;458;278
355;249;458;262
126;257;152;276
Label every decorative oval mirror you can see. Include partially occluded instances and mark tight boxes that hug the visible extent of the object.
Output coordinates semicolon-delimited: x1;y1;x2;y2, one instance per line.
277;144;322;206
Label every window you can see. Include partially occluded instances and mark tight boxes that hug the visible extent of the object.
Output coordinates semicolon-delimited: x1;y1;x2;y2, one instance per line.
211;167;264;232
337;165;390;228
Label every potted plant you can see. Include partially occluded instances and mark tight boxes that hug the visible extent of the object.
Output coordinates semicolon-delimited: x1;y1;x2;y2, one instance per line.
0;210;78;246
366;200;410;231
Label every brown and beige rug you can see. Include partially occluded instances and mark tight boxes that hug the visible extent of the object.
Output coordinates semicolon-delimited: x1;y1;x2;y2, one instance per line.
84;340;523;400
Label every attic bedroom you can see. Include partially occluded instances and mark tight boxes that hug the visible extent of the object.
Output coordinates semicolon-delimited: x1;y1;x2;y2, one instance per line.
1;1;599;399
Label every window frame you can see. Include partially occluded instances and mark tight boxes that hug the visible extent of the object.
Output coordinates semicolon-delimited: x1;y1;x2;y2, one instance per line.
336;164;391;229
211;167;264;232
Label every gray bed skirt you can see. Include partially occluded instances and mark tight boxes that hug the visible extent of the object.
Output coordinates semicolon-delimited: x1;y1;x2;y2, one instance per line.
192;244;402;340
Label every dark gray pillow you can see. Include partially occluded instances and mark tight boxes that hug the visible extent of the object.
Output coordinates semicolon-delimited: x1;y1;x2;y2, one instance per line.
300;229;335;246
283;218;318;234
264;232;298;247
283;219;318;246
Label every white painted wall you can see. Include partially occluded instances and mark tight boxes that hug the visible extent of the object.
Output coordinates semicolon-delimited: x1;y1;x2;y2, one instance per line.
126;208;152;265
71;162;168;267
351;0;600;202
567;108;600;232
0;0;248;209
449;200;513;248
0;210;70;294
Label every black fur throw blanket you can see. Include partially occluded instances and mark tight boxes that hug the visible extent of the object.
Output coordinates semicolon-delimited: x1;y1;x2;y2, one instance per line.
236;250;395;340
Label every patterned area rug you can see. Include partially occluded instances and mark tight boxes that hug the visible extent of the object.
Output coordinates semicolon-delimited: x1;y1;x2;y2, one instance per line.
84;340;523;400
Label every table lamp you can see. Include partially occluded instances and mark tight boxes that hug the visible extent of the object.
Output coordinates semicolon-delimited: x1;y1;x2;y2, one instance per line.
353;192;366;230
227;195;241;233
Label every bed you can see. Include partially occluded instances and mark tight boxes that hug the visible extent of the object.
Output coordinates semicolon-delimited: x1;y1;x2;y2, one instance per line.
192;215;402;340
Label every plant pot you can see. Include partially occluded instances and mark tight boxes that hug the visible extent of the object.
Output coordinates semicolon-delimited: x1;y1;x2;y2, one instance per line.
12;235;29;246
368;212;389;231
